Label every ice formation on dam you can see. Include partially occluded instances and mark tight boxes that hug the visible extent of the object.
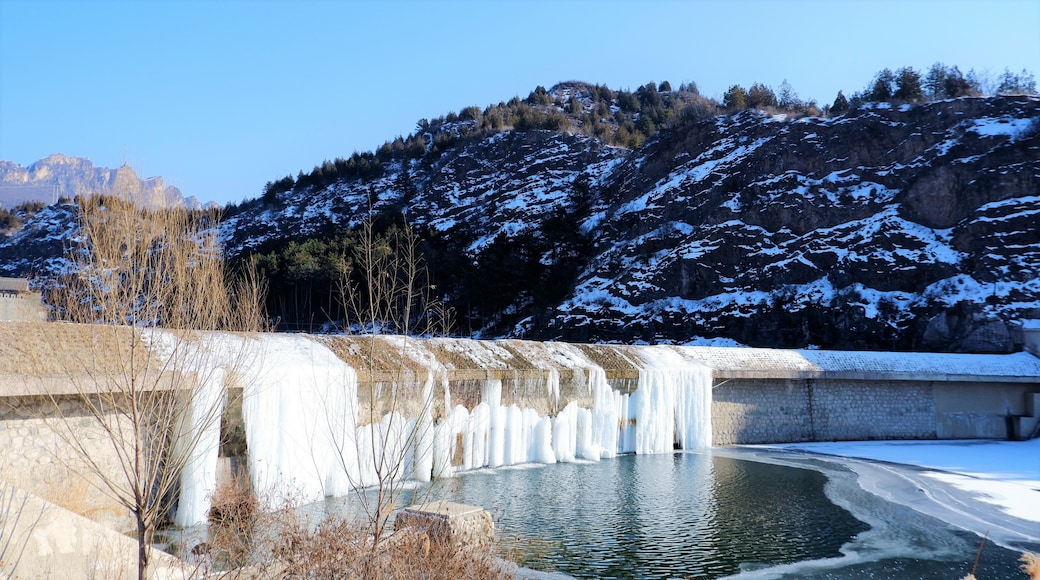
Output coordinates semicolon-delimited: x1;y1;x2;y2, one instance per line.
166;335;713;526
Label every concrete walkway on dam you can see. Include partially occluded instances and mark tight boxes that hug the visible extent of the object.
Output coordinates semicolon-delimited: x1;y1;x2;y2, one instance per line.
677;346;1040;382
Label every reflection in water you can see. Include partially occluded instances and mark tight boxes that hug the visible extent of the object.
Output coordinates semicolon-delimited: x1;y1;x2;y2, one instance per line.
408;453;866;578
387;451;1033;579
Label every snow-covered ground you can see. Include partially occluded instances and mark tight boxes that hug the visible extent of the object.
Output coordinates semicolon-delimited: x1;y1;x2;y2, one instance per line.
774;438;1040;523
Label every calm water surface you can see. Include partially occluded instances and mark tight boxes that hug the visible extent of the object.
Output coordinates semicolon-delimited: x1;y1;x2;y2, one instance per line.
391;451;1034;579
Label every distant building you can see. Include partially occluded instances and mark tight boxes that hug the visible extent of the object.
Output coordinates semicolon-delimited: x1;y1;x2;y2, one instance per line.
0;277;49;322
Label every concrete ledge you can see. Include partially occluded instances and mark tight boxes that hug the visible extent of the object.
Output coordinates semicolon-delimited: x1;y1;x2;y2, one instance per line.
394;501;494;549
0;481;189;580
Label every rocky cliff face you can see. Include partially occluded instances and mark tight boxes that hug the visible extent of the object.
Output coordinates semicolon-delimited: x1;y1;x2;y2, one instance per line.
0;154;200;210
3;92;1038;352
544;96;1039;350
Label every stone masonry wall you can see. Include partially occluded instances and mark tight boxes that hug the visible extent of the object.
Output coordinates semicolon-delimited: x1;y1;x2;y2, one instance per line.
711;377;1037;445
711;379;813;445
811;380;936;441
712;378;939;444
0;394;131;530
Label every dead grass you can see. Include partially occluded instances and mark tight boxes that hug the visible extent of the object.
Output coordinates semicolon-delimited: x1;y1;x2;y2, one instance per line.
272;510;510;580
46;472;124;525
205;470;260;572
576;343;641;377
1022;552;1040;580
0;321;148;378
320;336;429;379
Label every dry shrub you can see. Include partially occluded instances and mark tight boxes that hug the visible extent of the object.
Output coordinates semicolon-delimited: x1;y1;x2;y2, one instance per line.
271;510;509;580
385;530;507;580
1022;552;1040;580
962;551;1040;580
274;515;369;579
206;471;260;571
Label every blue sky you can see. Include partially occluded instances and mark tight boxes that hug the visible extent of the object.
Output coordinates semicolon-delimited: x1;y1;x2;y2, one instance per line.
1;0;1037;206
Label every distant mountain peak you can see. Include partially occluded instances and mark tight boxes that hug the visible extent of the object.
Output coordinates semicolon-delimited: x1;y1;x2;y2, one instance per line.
0;154;200;210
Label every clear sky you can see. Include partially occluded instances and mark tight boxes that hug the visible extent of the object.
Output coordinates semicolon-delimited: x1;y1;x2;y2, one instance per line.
1;0;1037;206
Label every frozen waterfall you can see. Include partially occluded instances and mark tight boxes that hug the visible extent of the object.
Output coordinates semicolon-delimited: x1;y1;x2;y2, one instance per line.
168;335;714;526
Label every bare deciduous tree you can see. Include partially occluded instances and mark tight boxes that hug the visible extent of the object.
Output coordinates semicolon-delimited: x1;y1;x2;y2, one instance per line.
0;481;45;578
35;196;264;580
315;215;455;573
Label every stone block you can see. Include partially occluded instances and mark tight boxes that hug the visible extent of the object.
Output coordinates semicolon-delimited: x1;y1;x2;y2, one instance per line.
394;501;494;549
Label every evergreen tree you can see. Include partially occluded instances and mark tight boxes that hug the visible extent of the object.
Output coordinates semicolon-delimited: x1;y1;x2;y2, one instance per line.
567;96;581;114
617;90;640;112
867;68;896;101
527;85;552;105
723;84;747;109
679;81;699;95
830;90;849;115
459;105;483;122
637;82;662;108
746;82;778;109
777;79;800;110
924;62;949;99
894;67;923;101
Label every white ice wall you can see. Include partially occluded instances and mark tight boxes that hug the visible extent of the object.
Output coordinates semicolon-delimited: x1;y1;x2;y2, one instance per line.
169;336;714;526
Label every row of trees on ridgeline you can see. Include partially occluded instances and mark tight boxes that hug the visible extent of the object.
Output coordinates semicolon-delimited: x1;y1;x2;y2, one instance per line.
0;200;46;233
231;63;1038;336
245;64;1037;209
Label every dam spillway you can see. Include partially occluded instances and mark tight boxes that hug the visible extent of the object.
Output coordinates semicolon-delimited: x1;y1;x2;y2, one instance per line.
170;334;714;526
1;322;1039;530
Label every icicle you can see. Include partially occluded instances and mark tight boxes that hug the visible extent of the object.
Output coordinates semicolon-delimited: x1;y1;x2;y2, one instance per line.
240;335;360;506
554;402;585;462
575;406;599;460
628;347;714;453
503;405;524;465
163;334;713;525
411;373;436;482
532;415;556;464
464;403;490;470
484;379;506;468
143;329;233;527
488;404;507;468
590;368;621;458
546;367;560;404
174;366;226;526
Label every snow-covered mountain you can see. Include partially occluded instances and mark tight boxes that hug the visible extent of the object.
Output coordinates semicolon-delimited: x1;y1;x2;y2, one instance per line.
3;88;1038;352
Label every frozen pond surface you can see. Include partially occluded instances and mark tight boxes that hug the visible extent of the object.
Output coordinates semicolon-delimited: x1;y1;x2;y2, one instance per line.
385;446;1038;579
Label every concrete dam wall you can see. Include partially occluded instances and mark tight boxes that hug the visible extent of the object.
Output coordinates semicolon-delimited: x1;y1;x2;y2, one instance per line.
1;322;1038;529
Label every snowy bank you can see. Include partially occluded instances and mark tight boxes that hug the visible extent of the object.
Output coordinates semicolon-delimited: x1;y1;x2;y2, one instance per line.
774;438;1040;523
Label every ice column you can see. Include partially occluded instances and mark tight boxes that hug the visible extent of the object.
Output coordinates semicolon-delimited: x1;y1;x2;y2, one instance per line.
239;335;360;505
410;372;436;482
141;330;240;527
174;366;227;526
589;366;622;458
627;347;713;452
